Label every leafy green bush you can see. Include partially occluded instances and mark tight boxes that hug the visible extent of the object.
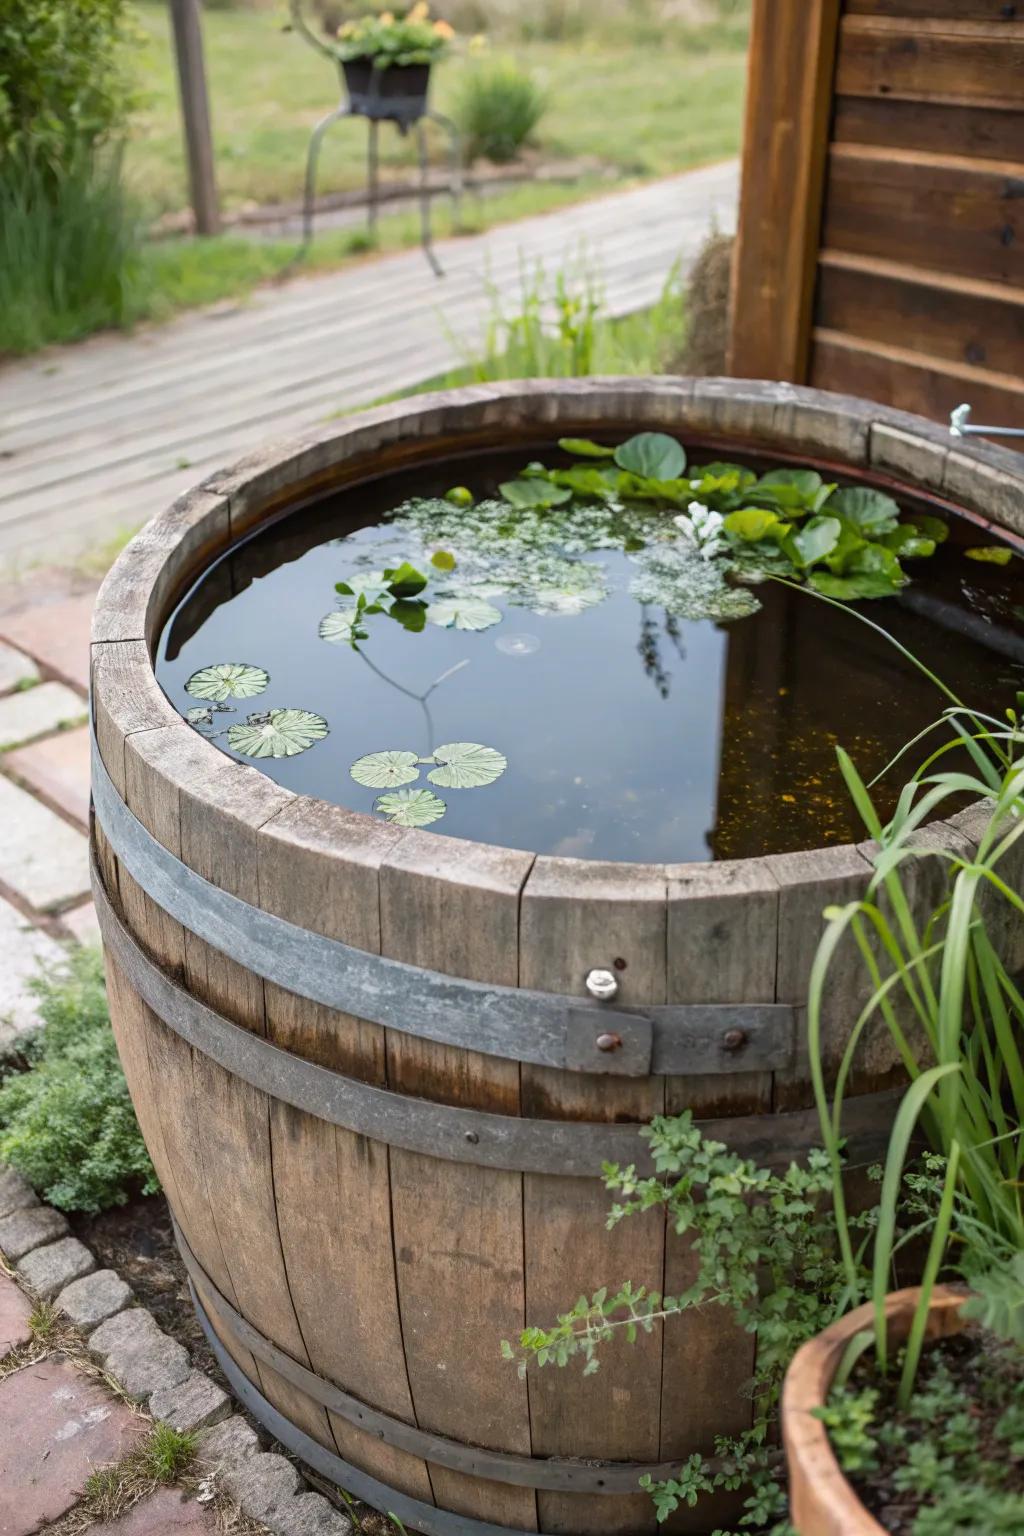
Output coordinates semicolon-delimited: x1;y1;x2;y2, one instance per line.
455;58;546;163
0;145;142;355
0;0;134;169
0;949;157;1214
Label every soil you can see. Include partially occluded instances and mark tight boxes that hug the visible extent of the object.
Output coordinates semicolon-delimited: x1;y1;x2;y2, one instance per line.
844;1326;1024;1535
70;1192;224;1389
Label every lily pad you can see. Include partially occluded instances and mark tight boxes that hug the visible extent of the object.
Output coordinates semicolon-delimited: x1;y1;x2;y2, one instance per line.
351;749;421;788
319;610;361;645
374;788;447;827
427;742;507;789
965;545;1013;566
185;706;215;726
427;597;502;631
185;662;269;703
226;708;328;759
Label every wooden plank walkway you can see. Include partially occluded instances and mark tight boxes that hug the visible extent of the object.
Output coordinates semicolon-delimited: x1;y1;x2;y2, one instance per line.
0;161;738;571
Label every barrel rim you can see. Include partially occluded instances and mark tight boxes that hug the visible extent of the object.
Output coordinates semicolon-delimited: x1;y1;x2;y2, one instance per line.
89;376;1024;901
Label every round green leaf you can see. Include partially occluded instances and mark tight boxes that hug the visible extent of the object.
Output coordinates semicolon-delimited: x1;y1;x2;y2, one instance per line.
789;515;841;569
374;788;447;827
426;597;502;632
826;486;900;536
613;433;686;482
319;610;360;645
444;487;474;507
185;706;214;725
965;545;1013;566
724;508;783;543
351;750;421;788
427;742;507;789
500;479;572;511
431;549;457;571
185;662;269;703
227;709;328;759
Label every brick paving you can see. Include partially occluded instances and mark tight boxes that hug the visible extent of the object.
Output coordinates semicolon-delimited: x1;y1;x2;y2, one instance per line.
5;724;91;828
89;1486;217;1535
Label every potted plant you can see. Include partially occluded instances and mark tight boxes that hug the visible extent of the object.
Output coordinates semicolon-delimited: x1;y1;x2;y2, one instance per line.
293;1;455;122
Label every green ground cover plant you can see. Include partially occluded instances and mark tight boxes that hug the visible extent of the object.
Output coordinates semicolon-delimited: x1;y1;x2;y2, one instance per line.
0;949;157;1213
455;57;546;163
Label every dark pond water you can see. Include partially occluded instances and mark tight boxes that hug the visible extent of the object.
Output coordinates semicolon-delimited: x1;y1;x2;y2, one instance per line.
156;446;1024;862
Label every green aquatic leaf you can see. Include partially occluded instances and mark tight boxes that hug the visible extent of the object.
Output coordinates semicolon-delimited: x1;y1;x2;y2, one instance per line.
809;571;900;600
388;598;428;633
374;788;447;827
880;525;936;560
444;487;474;507
789;515;841;569
336;572;391;602
724;508;785;543
965;545;1013;566
912;512;949;545
383;561;428;597
431;549;457;571
227;708;329;759
319;610;362;645
613;432;686;482
185;662;269;703
185;706;215;726
350;750;421;789
427;742;507;789
426;597;502;631
549;466;621;500
500;479;573;511
558;437;615;459
826;486;901;536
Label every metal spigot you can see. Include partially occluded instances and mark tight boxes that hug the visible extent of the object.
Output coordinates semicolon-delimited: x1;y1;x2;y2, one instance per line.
950;403;1024;441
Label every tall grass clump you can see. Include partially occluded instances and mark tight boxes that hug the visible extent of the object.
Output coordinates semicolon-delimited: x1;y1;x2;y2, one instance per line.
0;148;142;355
455;58;546;164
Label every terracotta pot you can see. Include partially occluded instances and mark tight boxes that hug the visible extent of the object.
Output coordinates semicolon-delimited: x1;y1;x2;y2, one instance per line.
782;1285;969;1535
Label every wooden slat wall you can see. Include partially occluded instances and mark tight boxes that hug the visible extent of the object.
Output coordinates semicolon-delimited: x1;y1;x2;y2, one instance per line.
730;0;1024;430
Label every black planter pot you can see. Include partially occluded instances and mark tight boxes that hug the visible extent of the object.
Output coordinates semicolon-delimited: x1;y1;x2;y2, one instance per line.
342;58;432;124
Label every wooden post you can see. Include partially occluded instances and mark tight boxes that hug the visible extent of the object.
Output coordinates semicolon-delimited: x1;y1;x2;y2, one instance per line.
169;0;220;236
726;0;841;382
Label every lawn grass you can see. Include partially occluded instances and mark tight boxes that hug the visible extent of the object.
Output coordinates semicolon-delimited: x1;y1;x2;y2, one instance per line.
125;1;747;218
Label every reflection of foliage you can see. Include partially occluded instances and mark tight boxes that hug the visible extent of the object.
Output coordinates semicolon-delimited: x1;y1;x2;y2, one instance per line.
637;608;670;700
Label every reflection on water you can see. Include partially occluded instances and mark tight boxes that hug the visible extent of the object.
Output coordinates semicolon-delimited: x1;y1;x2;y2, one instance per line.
157;448;1024;862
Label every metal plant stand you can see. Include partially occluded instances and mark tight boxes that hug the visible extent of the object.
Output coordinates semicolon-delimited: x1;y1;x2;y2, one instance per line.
299;68;461;278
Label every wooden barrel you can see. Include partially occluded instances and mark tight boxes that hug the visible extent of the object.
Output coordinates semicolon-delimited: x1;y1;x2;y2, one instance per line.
90;380;1024;1536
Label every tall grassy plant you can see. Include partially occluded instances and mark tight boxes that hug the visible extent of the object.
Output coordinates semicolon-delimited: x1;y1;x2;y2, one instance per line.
807;694;1024;1401
455;58;546;164
0;148;142;354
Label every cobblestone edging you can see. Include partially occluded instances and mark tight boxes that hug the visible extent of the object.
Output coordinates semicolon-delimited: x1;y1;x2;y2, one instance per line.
0;1164;353;1536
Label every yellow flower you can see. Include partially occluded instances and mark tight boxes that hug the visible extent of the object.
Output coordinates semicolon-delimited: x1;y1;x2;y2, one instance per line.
337;19;356;35
407;1;430;19
432;17;454;37
469;31;487;51
379;11;395;24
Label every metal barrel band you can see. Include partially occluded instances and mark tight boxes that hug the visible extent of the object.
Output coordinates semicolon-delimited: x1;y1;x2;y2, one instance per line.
193;1291;543;1536
90;728;796;1078
175;1216;684;1494
92;852;899;1178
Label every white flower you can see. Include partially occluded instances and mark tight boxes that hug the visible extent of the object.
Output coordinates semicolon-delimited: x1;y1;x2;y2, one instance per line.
673;502;726;560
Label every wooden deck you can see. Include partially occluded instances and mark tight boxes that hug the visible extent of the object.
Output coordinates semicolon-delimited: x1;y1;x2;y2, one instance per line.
0;162;737;571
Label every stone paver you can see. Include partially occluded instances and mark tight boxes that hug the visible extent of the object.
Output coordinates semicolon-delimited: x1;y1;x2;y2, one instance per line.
0;1203;68;1262
57;1269;133;1331
0;1355;144;1532
0;775;89;911
0;593;94;692
89;1486;218;1536
284;1492;354;1535
149;1369;229;1434
62;899;102;949
0;1272;33;1356
0;895;66;1052
221;1451;301;1522
18;1236;96;1299
197;1414;261;1473
4;723;90;827
89;1308;191;1400
0;1166;37;1220
0;641;38;695
0;681;86;751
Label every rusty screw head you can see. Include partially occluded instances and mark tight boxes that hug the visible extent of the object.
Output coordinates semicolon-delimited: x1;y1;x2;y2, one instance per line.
722;1028;747;1052
596;1032;623;1053
586;967;619;1001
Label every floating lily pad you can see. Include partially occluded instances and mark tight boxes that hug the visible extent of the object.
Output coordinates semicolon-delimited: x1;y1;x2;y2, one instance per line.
374;788;447;827
185;662;269;703
426;597;502;632
227;708;328;759
319;610;361;644
965;546;1013;566
185;705;215;726
427;742;507;789
351;750;421;788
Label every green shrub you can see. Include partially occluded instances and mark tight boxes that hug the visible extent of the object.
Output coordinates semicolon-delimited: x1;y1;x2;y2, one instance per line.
0;0;134;169
455;58;546;164
0;146;142;356
0;949;157;1214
